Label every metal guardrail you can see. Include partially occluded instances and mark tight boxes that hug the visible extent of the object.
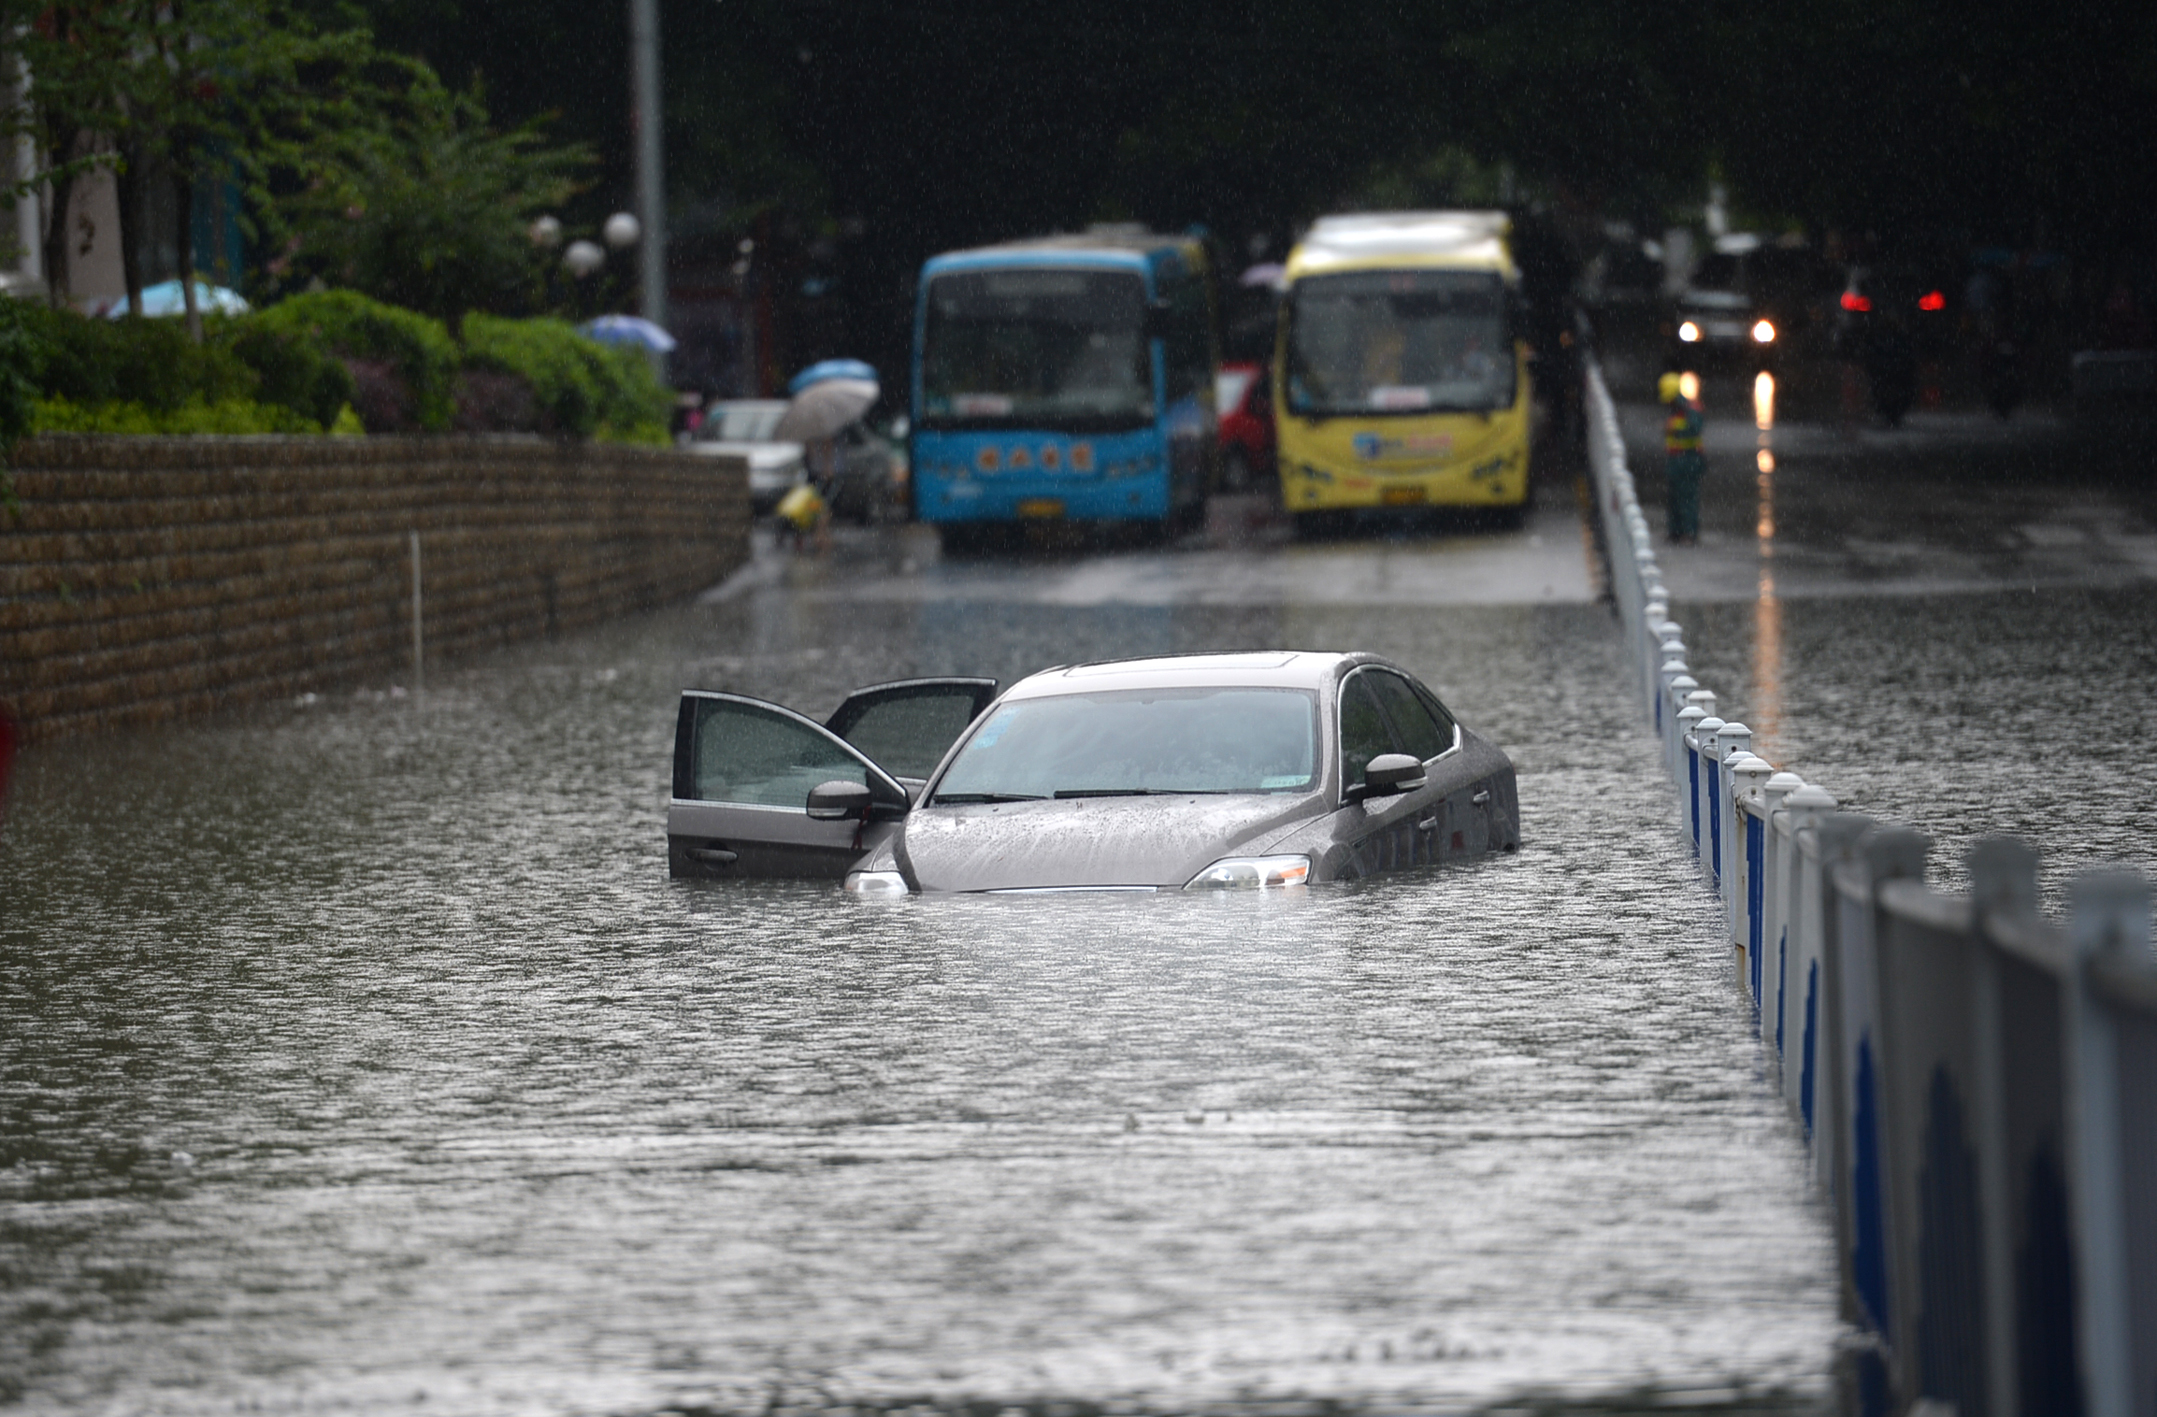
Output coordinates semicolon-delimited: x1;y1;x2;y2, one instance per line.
1582;352;2156;1416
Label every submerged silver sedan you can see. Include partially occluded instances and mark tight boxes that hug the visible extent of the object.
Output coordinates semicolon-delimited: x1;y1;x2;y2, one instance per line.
667;651;1520;893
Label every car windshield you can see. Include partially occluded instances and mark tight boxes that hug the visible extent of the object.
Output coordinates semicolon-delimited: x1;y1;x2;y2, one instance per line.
1285;269;1512;416
920;269;1153;431
706;403;787;441
1690;253;1744;291
930;687;1319;801
1214;367;1255;412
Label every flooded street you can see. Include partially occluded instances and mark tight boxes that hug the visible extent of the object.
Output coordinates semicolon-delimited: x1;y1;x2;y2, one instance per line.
1;504;1846;1414
6;398;2152;1415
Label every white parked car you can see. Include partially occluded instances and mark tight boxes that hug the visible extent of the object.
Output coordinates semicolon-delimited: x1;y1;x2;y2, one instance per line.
688;399;806;513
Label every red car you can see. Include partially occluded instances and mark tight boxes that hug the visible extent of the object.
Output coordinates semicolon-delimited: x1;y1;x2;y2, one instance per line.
1214;360;1276;492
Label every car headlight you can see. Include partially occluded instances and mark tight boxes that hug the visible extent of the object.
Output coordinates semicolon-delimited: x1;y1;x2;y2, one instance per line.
844;870;911;896
1752;319;1776;344
1184;854;1310;889
1678;320;1701;343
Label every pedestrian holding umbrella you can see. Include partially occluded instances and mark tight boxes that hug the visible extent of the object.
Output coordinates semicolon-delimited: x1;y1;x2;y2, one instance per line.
773;360;880;552
774;359;878;442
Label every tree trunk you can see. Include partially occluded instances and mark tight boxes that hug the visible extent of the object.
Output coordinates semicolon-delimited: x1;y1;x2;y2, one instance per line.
40;167;71;310
113;138;146;318
175;169;199;343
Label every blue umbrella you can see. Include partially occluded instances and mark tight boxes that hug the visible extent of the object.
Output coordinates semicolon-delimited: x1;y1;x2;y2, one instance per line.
579;314;677;353
788;358;877;394
105;279;250;318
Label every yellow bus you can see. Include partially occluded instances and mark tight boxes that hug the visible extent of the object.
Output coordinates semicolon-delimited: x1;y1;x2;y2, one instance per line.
1273;211;1531;531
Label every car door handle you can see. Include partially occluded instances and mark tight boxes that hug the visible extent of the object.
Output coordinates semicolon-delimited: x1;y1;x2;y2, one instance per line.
1471;790;1491;807
687;847;738;865
1416;815;1439;832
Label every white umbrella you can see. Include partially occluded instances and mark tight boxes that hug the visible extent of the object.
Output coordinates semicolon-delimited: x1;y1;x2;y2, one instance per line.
775;360;879;442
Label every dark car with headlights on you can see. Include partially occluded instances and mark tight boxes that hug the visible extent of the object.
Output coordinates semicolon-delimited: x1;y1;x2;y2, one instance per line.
667;652;1519;893
1668;245;1781;372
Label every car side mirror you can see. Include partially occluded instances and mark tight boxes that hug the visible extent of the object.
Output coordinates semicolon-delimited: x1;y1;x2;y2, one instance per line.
806;779;874;820
1360;753;1427;799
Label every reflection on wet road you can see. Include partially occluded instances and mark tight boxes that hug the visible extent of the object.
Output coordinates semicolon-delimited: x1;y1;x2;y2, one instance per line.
6;488;2007;1414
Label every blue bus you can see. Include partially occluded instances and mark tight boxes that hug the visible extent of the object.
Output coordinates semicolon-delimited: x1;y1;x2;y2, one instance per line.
909;231;1217;547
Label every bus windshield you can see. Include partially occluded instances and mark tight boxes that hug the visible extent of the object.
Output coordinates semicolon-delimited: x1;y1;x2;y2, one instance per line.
1284;269;1513;416
920;269;1153;431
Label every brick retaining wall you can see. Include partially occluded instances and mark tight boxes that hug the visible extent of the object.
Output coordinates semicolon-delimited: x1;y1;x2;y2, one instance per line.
0;435;750;742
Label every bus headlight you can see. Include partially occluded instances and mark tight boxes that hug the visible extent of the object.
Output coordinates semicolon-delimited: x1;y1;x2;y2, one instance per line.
1678;321;1701;343
1184;855;1310;889
1752;319;1776;344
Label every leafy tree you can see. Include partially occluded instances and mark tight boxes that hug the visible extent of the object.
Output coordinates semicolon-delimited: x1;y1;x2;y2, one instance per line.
267;67;589;320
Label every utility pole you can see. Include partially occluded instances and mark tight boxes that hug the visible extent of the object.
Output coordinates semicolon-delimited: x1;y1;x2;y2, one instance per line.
629;0;666;334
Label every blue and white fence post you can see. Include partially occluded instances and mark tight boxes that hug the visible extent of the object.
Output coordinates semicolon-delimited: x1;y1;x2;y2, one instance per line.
1782;785;1840;1140
1728;755;1774;1001
1759;771;1806;1068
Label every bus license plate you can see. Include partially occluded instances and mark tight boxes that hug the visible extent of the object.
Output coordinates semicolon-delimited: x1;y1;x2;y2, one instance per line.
1016;498;1065;519
1382;486;1427;506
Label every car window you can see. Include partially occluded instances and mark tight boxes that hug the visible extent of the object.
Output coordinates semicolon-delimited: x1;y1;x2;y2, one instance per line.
1338;672;1398;791
838;692;983;780
690;697;873;807
1366;671;1452;760
1410;679;1458;745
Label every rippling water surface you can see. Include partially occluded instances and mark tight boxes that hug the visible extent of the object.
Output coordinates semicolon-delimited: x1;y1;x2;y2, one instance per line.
1675;585;2157;907
1;577;1840;1414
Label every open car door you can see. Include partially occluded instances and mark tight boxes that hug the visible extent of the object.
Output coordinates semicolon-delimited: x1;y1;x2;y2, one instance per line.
669;679;997;881
824;677;999;786
670;692;911;880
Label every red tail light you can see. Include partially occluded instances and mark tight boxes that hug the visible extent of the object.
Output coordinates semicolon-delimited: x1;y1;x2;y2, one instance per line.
1840;291;1873;313
1918;290;1946;311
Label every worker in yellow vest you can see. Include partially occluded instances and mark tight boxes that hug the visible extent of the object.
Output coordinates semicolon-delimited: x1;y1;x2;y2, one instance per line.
1659;370;1705;545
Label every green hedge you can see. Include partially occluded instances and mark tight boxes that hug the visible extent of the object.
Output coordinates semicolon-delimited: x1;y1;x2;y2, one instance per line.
459;314;671;443
0;290;673;443
250;290;460;432
31;395;339;435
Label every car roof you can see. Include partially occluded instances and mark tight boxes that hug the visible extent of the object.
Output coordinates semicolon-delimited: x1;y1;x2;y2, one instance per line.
1287;210;1515;280
1000;651;1373;700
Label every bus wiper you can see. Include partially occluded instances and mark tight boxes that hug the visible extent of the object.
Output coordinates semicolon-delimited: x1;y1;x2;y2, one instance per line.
1052;788;1232;798
931;792;1046;804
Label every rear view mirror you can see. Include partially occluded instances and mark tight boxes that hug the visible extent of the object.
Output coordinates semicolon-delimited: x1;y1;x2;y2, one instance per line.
1361;753;1427;798
806;779;873;820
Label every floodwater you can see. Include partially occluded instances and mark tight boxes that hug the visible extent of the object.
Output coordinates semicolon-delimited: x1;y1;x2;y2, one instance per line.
0;518;1843;1415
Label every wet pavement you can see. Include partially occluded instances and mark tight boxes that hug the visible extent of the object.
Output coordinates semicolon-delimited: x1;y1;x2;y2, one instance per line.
4;390;2152;1413
1606;360;2157;905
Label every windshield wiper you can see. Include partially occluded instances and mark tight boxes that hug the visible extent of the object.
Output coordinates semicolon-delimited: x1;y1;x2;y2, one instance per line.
930;792;1046;804
1052;787;1233;798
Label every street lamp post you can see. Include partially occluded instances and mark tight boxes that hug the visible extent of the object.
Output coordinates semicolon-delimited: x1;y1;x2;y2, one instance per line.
629;0;666;334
